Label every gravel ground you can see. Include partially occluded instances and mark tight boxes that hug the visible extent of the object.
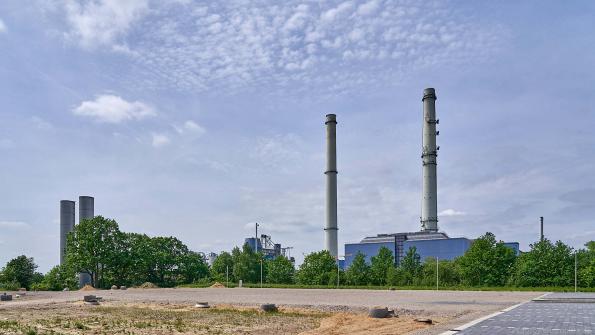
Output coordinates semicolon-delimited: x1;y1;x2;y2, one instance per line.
1;288;544;334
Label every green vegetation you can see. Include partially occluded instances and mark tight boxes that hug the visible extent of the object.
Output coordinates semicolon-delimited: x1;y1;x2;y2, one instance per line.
3;222;595;292
63;216;210;289
0;255;43;290
296;250;336;285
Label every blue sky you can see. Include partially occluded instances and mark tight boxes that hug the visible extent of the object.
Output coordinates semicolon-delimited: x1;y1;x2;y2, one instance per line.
1;1;594;272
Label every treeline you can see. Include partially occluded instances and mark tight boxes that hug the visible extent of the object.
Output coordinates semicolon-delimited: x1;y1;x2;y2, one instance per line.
1;216;209;290
208;232;595;289
2;219;595;290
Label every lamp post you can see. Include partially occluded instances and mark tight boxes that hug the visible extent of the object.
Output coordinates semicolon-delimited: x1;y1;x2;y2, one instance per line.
336;254;351;288
260;259;263;288
436;257;439;291
575;251;578;293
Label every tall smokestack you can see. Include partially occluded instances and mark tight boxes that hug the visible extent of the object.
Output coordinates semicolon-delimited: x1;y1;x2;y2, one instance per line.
421;88;439;232
540;216;544;241
60;200;75;265
79;196;94;222
325;114;338;258
78;196;94;287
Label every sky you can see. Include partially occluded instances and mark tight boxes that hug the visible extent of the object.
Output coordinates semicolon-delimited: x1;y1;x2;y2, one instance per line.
1;1;594;273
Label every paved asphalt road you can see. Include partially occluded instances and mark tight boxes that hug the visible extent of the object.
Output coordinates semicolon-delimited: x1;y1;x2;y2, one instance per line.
456;293;595;334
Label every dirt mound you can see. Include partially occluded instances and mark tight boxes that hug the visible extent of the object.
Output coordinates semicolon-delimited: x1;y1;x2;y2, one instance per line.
299;313;434;335
210;282;226;288
79;284;96;291
139;282;158;289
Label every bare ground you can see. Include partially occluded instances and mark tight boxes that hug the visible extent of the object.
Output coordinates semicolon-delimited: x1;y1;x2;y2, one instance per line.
0;288;543;335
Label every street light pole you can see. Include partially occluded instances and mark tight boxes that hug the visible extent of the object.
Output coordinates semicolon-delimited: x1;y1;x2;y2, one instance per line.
436;257;439;291
337;259;340;288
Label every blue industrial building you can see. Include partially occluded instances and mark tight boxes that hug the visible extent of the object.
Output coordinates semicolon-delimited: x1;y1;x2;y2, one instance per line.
244;234;295;262
344;231;520;268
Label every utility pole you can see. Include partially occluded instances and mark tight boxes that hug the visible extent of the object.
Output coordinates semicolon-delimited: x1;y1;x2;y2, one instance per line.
255;222;259;253
337;258;340;288
540;217;544;242
575;251;578;293
436;257;439;291
226;265;229;287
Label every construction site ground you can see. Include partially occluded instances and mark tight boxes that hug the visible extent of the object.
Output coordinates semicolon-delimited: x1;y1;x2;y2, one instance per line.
0;288;543;335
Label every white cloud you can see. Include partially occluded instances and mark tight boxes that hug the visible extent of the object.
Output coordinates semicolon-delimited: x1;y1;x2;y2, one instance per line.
73;94;155;123
152;133;170;148
0;19;6;33
0;221;30;229
63;0;149;48
357;0;380;16
439;209;467;217
57;1;505;96
173;120;206;136
184;120;206;135
250;134;303;172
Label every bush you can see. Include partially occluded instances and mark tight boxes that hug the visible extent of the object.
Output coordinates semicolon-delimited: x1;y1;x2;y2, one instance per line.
0;280;20;291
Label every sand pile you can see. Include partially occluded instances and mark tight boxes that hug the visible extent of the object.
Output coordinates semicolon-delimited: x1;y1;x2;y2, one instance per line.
210;282;226;288
79;284;96;291
139;282;158;289
299;313;433;335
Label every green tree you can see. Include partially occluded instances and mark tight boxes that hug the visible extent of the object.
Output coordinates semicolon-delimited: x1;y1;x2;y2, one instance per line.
65;216;122;288
297;250;336;285
345;252;370;285
36;264;77;291
232;244;262;283
578;241;595;287
510;239;574;287
418;257;461;287
386;265;410;287
1;255;38;289
369;247;394;286
400;246;422;284
150;236;194;287
266;256;295;284
179;252;210;284
211;251;234;283
114;233;154;286
456;232;516;286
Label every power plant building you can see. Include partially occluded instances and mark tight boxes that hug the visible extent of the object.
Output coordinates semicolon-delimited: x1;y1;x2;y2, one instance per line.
344;232;520;267
343;88;520;268
244;234;294;262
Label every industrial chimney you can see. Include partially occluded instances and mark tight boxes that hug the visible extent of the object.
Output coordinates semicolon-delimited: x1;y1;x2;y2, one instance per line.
78;196;94;287
79;196;94;222
59;200;75;265
325;114;338;258
421;88;439;232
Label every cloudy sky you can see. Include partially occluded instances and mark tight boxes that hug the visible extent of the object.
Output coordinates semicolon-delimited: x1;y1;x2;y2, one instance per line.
1;1;594;272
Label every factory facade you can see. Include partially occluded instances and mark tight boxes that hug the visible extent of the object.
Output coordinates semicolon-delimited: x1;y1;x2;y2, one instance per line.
344;232;520;268
334;88;520;268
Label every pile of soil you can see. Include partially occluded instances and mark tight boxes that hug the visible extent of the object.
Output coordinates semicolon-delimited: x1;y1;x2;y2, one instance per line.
139;282;158;289
79;285;96;291
210;282;226;288
300;313;433;335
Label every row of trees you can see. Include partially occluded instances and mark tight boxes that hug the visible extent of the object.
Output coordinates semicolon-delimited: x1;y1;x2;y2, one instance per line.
0;216;211;290
209;232;595;288
2;225;594;290
63;217;209;289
